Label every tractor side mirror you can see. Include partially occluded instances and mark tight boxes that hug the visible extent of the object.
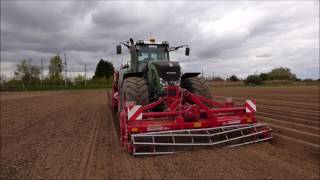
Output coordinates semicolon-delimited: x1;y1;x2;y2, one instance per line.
116;45;122;54
185;47;190;56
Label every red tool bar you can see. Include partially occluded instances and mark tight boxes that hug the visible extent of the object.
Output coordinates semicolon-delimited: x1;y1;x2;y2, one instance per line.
211;107;245;113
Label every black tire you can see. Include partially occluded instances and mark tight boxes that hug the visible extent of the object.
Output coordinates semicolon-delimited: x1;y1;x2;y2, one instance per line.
181;76;212;99
119;77;149;111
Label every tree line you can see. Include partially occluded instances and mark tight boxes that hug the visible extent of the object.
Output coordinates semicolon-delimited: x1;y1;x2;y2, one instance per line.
1;55;114;90
208;67;318;85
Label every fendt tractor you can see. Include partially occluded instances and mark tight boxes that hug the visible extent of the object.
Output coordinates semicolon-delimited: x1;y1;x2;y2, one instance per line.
111;37;272;155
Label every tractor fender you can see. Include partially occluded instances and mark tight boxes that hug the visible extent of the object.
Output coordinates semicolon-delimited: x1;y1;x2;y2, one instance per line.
181;72;201;80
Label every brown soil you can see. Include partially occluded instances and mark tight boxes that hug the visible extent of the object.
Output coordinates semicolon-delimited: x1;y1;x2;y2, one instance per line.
1;86;319;179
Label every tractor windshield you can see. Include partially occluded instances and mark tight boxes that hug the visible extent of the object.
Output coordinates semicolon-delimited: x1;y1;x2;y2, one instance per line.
137;45;169;62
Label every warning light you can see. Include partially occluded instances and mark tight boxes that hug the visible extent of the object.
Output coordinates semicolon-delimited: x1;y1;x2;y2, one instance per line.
131;127;139;132
194;122;202;128
149;37;156;43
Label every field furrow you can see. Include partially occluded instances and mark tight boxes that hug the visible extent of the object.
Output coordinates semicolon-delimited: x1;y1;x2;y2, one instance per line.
1;86;319;179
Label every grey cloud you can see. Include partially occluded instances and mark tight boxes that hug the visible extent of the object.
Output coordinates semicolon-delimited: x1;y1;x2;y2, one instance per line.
1;1;319;79
2;2;72;32
256;54;272;58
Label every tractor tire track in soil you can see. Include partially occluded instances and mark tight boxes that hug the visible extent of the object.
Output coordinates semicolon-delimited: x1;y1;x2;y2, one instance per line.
1;87;319;179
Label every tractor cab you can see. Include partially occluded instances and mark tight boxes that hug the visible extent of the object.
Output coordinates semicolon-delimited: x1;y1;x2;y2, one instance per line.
136;42;169;62
116;37;189;73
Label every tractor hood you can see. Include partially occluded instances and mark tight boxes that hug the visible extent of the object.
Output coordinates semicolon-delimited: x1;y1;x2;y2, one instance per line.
150;61;181;82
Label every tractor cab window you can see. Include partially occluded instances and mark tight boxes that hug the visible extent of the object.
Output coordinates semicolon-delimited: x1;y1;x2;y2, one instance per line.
137;45;169;62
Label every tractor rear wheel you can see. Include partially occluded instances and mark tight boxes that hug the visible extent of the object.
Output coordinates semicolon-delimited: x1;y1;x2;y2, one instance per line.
181;76;212;99
120;77;149;111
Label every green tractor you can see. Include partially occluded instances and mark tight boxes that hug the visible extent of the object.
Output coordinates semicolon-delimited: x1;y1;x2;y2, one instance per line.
111;37;212;112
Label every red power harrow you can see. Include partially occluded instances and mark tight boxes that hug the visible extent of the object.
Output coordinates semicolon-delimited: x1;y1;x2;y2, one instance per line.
113;85;272;155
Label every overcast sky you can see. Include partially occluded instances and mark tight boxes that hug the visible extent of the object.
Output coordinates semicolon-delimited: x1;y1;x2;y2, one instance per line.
1;1;319;79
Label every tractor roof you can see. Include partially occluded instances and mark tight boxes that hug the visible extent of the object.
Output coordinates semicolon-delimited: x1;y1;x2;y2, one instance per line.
136;37;169;46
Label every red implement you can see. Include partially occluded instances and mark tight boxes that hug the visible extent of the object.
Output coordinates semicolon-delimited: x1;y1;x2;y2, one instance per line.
113;85;272;155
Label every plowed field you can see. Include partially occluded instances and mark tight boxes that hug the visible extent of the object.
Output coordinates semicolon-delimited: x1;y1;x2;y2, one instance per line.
1;86;319;179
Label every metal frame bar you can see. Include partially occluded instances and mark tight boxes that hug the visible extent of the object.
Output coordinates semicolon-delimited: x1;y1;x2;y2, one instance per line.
132;123;267;137
132;128;272;146
133;134;273;155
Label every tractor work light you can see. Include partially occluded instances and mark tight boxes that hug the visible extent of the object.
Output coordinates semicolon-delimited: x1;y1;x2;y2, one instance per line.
136;40;144;44
160;78;169;87
162;41;169;45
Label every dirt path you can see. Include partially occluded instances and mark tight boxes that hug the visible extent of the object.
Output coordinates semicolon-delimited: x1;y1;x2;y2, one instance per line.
1;89;319;179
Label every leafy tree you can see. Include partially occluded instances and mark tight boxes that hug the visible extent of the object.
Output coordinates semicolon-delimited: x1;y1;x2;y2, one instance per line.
227;75;239;82
268;67;296;80
93;59;114;79
48;55;64;81
74;74;85;82
74;74;85;86
14;60;40;86
212;76;225;81
303;78;314;82
245;75;262;85
259;73;270;81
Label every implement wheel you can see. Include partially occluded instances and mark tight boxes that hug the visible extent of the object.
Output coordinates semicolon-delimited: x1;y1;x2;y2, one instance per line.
181;76;212;99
